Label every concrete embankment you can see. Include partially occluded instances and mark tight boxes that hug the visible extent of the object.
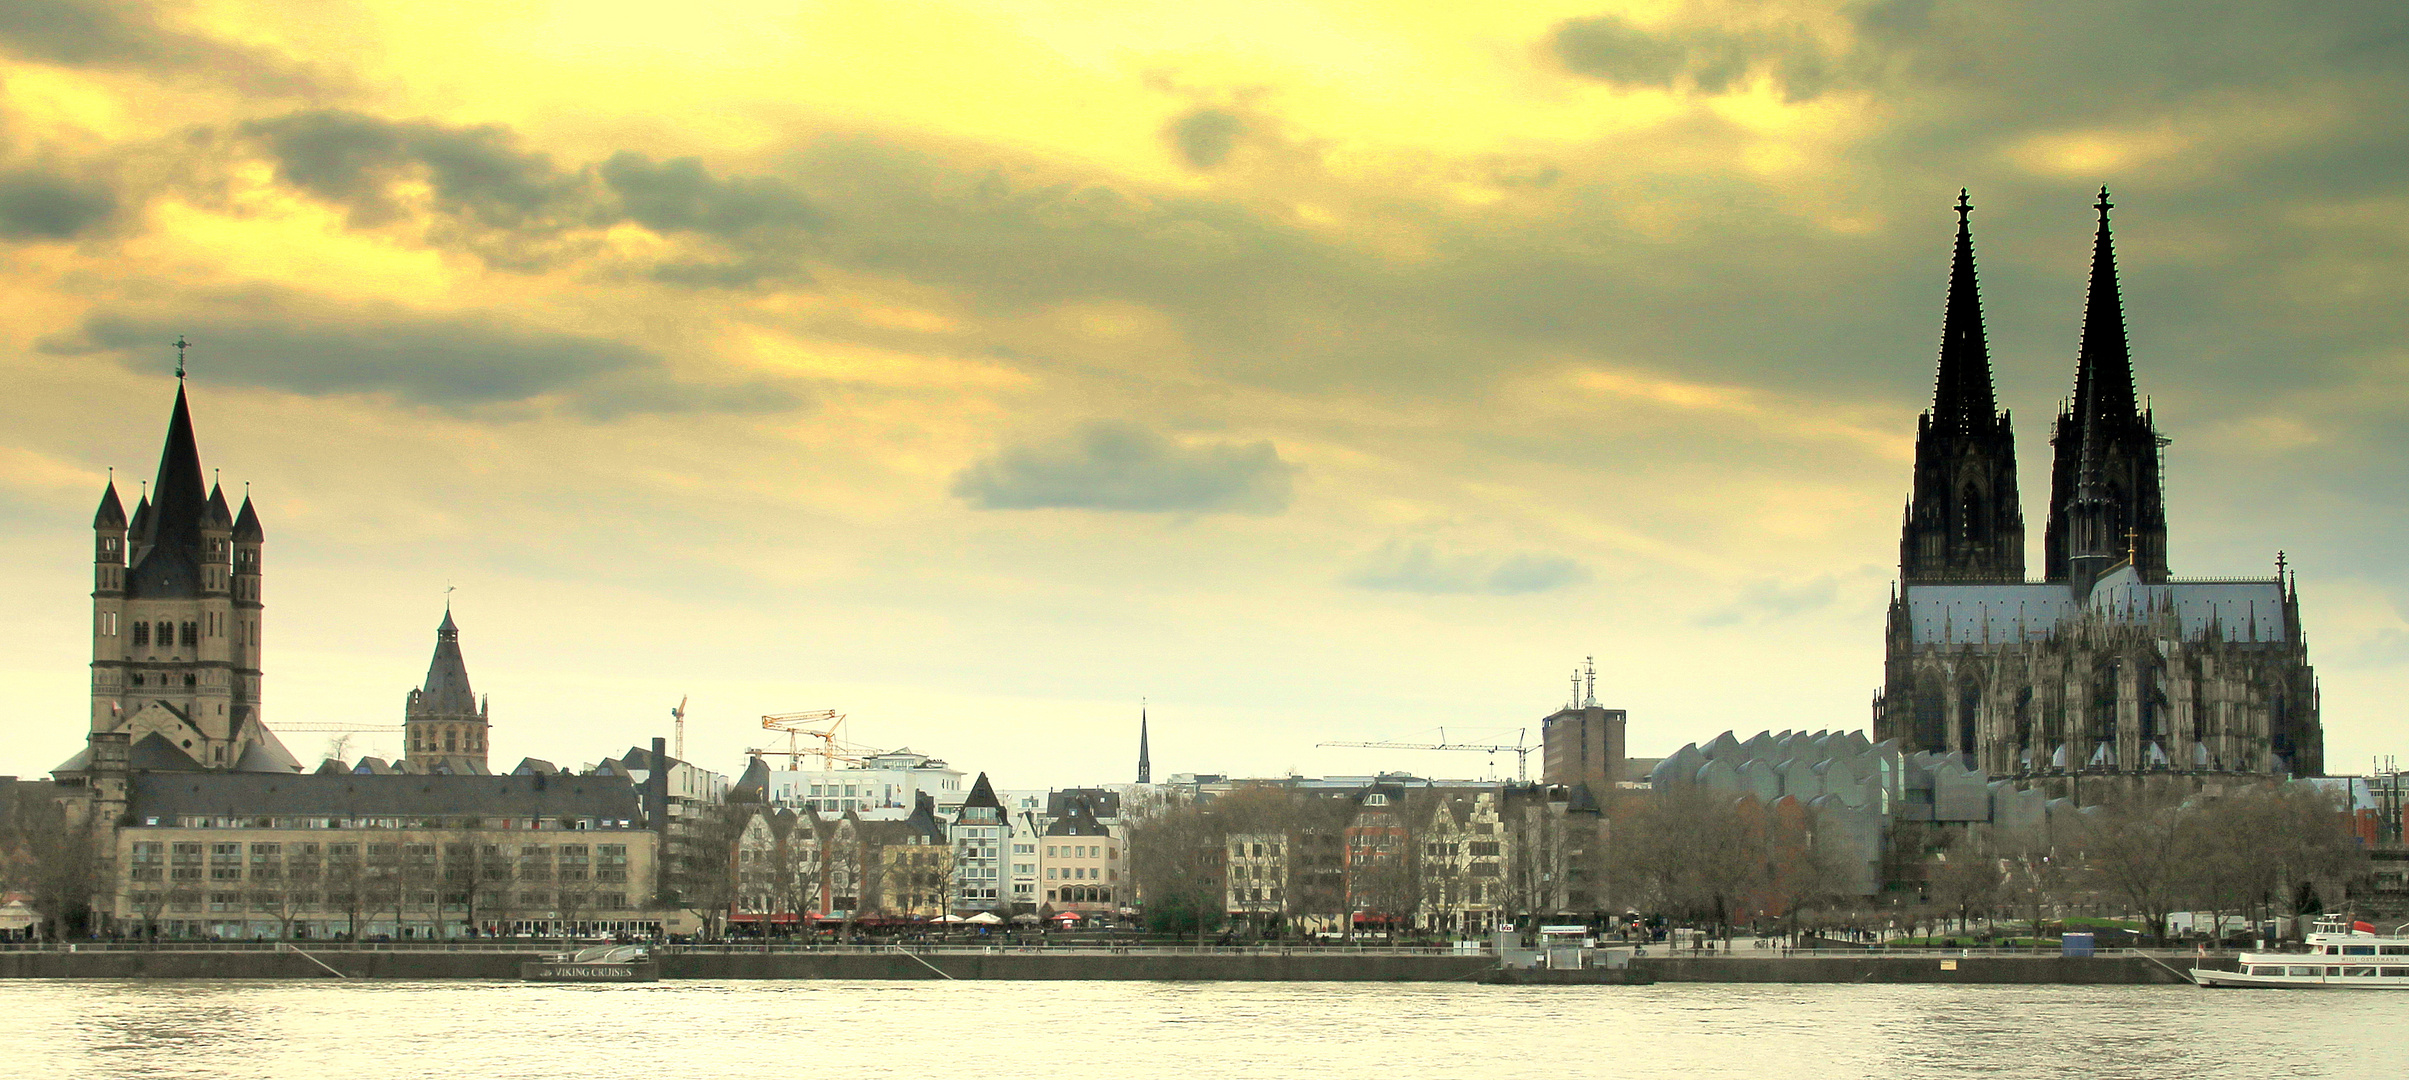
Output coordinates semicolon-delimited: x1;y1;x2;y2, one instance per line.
0;949;1493;982
1634;954;2227;985
0;949;2231;984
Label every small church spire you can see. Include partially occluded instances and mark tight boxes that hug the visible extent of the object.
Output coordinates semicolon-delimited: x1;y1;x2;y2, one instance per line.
1136;702;1151;784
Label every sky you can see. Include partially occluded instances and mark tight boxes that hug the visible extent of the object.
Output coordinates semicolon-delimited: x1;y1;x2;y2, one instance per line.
1;0;2404;789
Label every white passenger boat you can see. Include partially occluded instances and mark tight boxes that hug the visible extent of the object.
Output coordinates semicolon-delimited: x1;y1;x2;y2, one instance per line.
2194;916;2409;989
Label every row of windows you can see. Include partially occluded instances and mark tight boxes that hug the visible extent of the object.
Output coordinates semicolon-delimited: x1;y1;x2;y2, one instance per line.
125;891;630;914
1046;866;1115;881
133;841;624;860
99;613;258;644
2248;966;2409;978
410;728;487;754
149;816;636;830
1047;844;1114;860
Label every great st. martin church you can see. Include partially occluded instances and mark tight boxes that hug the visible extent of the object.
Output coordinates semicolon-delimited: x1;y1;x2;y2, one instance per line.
1874;191;2321;782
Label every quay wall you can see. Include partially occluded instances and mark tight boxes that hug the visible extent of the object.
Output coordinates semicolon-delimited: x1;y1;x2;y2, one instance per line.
0;949;1490;982
1634;954;2230;985
0;949;2233;984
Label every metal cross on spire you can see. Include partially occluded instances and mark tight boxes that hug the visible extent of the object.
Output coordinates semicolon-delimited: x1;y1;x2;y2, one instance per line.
1956;188;1972;224
2095;185;2114;222
173;336;190;380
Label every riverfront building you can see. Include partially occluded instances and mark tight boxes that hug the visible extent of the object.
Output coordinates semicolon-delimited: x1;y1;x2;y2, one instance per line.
113;771;661;939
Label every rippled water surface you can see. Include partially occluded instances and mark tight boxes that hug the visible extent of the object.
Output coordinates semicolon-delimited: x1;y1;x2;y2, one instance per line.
4;980;2401;1079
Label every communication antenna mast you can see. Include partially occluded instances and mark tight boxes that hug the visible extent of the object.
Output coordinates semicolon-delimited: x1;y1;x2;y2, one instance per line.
1583;656;1598;709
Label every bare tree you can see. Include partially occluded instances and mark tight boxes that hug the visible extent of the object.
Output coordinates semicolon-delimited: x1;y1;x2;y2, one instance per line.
1;788;104;941
2081;787;2197;945
1126;792;1227;941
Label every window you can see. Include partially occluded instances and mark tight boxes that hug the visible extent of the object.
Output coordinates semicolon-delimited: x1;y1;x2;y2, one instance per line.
133;622;150;646
180;621;197;646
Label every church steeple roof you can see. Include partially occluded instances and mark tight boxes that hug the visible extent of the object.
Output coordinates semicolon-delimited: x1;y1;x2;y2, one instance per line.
142;384;209;553
205;482;233;528
415;607;478;715
2071;187;2138;427
233;493;263;541
1931;189;1999;428
1137;706;1151;784
93;480;126;529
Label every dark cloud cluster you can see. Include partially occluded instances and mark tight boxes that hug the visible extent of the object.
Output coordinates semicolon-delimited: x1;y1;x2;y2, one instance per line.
1165;108;1246;170
1551;14;1840;101
951;420;1295;513
0;0;319;92
0;169;116;239
245;111;580;231
1346;540;1589;595
41;290;802;418
236;112;824;279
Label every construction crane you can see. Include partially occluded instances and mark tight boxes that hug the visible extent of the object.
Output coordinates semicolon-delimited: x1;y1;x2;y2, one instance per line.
749;710;872;769
1318;727;1535;781
671;695;688;761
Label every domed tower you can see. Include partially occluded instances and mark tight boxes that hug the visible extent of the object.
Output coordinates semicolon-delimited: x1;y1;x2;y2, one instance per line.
403;607;491;774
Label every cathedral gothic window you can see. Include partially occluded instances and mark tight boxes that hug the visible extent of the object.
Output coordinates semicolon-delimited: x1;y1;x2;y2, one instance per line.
133;622;149;646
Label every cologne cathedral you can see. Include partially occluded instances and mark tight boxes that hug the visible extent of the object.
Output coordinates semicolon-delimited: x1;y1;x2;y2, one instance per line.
1874;191;2321;782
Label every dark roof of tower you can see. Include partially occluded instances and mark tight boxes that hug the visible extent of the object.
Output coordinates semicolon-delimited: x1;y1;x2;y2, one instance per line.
1931;190;1999;428
128;493;151;536
413;609;478;715
233;494;263;541
962;772;1002;811
2072;187;2138;426
143;384;208;554
126;386;211;599
1137;707;1151;783
730;755;772;802
204;483;233;528
94;481;126;529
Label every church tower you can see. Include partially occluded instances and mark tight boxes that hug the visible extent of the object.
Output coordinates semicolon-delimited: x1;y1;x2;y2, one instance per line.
1899;191;2024;584
2045;188;2168;592
1136;706;1151;784
404;607;491;773
83;374;288;773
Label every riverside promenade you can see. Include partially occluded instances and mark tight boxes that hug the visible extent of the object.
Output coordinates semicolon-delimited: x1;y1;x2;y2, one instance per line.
0;942;2231;984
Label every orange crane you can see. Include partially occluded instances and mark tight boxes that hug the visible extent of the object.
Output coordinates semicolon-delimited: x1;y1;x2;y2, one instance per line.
749;710;874;769
1317;727;1534;781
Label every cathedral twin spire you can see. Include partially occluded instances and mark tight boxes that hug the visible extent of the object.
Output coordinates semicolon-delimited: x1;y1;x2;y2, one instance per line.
1899;191;2022;584
1903;187;2165;591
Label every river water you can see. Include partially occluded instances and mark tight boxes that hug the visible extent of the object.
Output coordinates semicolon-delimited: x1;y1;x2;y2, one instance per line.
2;980;2395;1079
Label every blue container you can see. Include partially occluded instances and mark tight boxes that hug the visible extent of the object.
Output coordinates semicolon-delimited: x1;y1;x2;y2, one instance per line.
2061;932;2095;958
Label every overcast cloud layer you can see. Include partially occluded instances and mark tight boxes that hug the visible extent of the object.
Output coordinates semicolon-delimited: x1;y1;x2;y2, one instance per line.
0;0;2402;788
